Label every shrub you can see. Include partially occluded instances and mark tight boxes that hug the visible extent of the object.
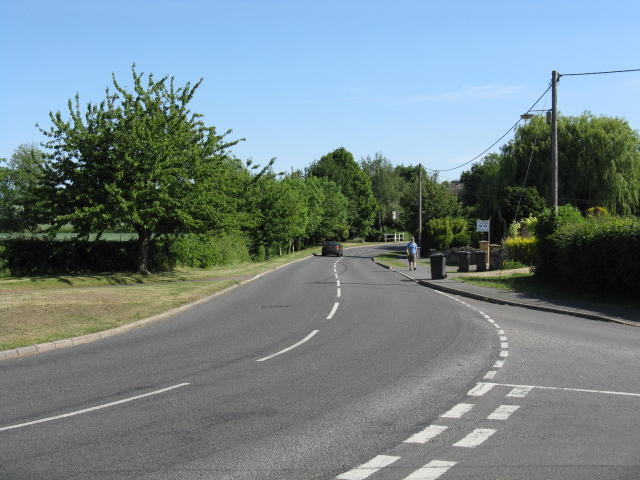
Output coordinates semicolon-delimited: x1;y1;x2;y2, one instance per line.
503;237;538;266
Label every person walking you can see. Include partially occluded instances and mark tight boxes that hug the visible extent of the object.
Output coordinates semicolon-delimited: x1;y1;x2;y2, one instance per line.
406;237;418;270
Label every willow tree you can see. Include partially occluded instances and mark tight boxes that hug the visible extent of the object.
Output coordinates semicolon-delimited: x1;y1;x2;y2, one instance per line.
38;65;243;274
499;113;640;216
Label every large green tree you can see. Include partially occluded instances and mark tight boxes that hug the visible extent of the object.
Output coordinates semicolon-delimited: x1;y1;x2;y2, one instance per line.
38;65;244;273
360;152;401;230
307;147;377;238
0;143;45;232
500;113;640;216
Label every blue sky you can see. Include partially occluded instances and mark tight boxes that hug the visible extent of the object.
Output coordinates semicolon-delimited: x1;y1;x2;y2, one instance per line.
1;0;639;182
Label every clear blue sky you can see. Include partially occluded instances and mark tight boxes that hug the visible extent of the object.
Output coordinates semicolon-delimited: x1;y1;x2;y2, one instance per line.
2;0;639;182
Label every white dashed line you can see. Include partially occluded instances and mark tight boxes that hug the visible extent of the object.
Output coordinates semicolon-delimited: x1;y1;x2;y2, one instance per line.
256;330;319;362
405;424;448;443
404;460;457;479
507;386;532;397
453;428;496;448
468;382;497;396
441;403;474;418
336;455;400;479
484;370;498;380
488;404;520;420
327;302;339;319
0;383;190;431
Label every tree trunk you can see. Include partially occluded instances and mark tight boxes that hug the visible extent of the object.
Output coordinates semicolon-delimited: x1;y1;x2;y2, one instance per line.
135;228;152;275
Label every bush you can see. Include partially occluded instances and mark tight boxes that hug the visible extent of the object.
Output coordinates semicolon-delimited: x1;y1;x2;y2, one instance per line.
503;237;538;266
550;217;640;294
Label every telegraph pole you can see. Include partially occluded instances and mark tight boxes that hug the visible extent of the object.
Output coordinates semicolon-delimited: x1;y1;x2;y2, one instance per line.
551;70;559;214
418;163;422;252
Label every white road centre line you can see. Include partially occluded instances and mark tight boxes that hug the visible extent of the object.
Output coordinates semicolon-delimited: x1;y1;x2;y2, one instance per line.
0;383;190;432
327;302;340;319
337;280;341;287
500;336;507;341
404;460;457;480
336;455;401;480
441;403;474;418
501;342;509;349
467;382;497;396
488;404;520;420
507;386;532;397
500;350;509;357
484;370;497;380
405;424;448;443
256;330;319;362
337;288;341;298
453;428;496;448
493;360;506;368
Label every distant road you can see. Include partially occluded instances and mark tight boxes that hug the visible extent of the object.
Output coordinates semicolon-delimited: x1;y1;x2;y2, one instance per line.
1;243;639;479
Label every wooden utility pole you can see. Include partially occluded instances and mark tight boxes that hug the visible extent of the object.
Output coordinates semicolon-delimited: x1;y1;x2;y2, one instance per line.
418;163;422;252
551;70;559;214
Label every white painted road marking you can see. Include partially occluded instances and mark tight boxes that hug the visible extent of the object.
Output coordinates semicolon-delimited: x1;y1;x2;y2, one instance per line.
507;386;532;397
256;330;319;362
468;382;496;396
441;403;474;418
405;424;448;443
404;460;457;480
336;455;400;479
488;404;520;420
453;428;496;448
327;302;340;319
0;383;190;432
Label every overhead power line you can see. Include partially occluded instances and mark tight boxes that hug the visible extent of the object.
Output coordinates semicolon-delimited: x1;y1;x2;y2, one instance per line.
431;84;552;173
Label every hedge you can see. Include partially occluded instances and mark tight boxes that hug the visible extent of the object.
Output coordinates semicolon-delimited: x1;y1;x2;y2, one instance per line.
0;233;252;276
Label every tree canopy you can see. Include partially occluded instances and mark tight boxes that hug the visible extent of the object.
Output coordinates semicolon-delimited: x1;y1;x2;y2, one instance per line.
38;65;244;273
307;147;377;238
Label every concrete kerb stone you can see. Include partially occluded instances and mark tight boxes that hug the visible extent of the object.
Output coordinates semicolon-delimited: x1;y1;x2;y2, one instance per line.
373;258;639;327
1;254;317;361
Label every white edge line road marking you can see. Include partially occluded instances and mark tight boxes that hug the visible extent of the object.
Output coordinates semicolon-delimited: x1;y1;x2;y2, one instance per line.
404;460;457;480
256;330;319;362
336;455;400;480
405;424;448;443
327;302;340;319
488;404;520;420
440;403;474;418
0;383;190;432
453;428;496;448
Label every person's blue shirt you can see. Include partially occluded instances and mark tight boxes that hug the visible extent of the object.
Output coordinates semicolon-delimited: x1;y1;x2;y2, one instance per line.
407;241;417;255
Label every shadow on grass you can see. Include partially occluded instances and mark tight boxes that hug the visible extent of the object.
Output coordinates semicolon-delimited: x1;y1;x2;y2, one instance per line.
459;274;640;312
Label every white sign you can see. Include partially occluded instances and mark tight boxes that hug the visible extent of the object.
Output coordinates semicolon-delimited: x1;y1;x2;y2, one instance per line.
476;219;490;232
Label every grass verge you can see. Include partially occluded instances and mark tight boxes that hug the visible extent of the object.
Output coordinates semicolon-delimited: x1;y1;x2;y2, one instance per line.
457;273;640;311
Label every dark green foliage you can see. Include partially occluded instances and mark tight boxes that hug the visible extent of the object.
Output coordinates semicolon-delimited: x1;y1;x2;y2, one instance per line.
307;147;377;238
547;217;640;294
424;217;468;250
153;234;252;269
533;205;583;277
0;234;252;275
0;237;138;275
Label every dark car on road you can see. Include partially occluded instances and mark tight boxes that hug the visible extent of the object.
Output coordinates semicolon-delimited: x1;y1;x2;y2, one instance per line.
321;241;343;256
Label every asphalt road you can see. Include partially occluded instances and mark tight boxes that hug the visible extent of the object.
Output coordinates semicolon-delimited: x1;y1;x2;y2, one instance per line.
1;244;639;479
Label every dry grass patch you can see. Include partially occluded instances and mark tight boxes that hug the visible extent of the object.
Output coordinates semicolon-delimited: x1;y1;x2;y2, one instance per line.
0;279;240;350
